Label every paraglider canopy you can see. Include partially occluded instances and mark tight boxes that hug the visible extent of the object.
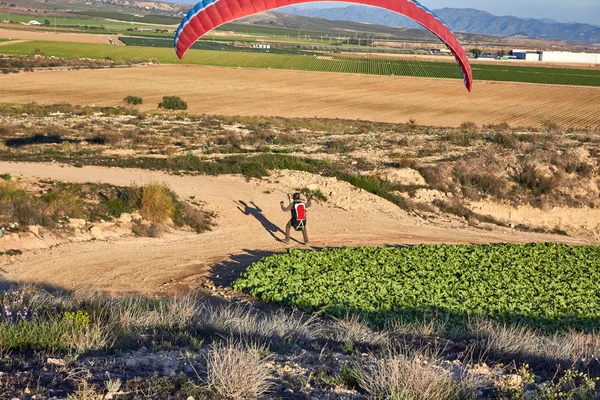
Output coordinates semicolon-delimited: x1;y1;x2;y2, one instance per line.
174;0;473;92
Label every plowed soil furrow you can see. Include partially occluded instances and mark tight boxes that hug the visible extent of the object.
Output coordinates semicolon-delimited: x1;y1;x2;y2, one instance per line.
0;65;598;128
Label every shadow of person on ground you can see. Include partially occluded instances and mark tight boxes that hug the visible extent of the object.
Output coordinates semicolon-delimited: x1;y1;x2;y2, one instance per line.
236;200;301;244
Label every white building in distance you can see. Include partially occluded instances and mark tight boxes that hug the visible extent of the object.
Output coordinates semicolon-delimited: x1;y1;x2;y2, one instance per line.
540;51;600;64
28;20;42;25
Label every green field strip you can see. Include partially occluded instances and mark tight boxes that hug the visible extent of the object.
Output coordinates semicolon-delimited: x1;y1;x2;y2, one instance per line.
1;40;599;87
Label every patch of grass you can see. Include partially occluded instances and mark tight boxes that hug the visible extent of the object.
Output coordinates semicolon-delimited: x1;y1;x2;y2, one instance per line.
0;179;26;201
43;188;88;219
140;183;174;223
204;341;273;399
0;173;11;181
357;348;473;400
491;132;518;149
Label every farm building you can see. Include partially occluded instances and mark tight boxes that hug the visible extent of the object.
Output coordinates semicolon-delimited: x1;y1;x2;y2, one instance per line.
540;51;600;64
512;49;541;61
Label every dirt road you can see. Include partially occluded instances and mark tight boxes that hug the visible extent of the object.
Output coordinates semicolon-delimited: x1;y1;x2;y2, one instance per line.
0;162;590;296
0;65;599;128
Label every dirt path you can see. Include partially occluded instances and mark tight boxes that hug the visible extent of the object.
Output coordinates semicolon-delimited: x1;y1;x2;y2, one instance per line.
0;39;28;47
0;162;591;296
0;65;599;128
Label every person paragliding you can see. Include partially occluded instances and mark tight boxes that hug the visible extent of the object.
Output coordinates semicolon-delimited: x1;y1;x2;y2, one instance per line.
280;192;312;245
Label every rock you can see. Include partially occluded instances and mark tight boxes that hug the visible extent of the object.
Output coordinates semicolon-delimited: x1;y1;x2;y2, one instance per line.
47;358;66;366
131;212;143;221
89;226;105;240
307;183;319;191
68;218;86;229
119;213;132;223
28;225;41;237
186;397;195;400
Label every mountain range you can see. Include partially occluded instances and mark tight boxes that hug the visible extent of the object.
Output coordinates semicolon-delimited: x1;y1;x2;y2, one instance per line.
280;6;600;44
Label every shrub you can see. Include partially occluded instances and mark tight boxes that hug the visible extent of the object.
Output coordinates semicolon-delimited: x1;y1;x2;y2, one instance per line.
514;163;557;196
204;341;273;400
180;204;213;233
43;188;88;219
445;131;476;147
0;179;25;201
158;96;187;111
492;132;517;149
124;95;143;106
132;221;165;237
140;183;174;223
357;349;471;400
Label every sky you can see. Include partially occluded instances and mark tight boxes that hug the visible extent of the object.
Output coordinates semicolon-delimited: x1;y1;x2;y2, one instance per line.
423;0;599;25
170;0;600;25
285;0;600;25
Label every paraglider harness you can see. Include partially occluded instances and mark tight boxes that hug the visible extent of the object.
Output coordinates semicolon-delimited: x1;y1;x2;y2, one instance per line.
290;201;307;231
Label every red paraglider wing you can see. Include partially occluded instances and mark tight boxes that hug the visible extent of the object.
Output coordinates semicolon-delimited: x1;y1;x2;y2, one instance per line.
174;0;473;92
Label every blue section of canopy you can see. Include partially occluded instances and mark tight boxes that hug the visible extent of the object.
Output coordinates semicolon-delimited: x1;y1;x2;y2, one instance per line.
174;0;220;48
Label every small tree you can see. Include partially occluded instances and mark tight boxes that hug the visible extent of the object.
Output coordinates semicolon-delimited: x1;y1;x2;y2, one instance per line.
158;96;187;111
44;19;50;26
470;48;482;57
124;95;143;107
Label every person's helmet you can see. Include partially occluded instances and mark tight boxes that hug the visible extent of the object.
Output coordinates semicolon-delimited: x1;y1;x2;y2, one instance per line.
293;192;301;201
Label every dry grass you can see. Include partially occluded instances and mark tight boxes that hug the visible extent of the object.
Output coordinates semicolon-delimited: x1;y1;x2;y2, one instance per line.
44;188;87;219
329;315;389;347
204;341;273;400
140;183;174;223
198;303;319;343
0;179;25;201
473;320;600;367
116;295;198;332
64;323;113;356
357;347;471;400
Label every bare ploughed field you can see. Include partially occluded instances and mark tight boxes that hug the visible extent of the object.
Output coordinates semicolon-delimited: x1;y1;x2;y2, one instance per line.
1;64;599;128
0;28;122;44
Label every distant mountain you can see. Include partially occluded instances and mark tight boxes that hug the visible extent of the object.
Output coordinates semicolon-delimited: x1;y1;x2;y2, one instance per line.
281;6;600;44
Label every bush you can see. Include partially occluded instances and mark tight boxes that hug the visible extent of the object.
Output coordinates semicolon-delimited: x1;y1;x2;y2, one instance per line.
43;188;88;219
132;221;165;238
124;95;143;106
158;96;187;111
204;341;273;399
141;183;174;223
514;163;557;196
491;132;517;149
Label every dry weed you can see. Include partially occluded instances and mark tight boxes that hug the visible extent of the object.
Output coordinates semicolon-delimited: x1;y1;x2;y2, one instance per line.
357;347;470;400
204;340;273;400
473;320;600;366
140;183;174;223
198;303;319;343
64;323;113;356
329;314;388;347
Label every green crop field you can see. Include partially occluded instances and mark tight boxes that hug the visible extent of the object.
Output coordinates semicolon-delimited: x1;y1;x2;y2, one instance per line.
234;244;600;330
1;14;171;31
119;37;316;55
1;40;599;87
70;10;180;25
